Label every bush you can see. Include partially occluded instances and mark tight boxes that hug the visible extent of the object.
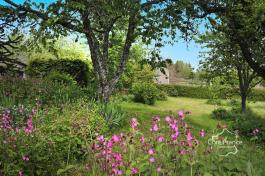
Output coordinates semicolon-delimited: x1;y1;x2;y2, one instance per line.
211;108;233;120
26;59;93;86
45;71;77;85
0;78;88;108
131;82;158;105
231;109;265;144
157;84;211;99
157;84;265;101
0;100;107;175
156;90;168;101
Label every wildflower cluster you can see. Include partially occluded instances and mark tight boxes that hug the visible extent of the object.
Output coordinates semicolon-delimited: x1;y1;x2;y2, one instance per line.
91;111;209;175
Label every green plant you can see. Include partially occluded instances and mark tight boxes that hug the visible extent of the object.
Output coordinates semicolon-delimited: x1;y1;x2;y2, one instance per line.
0;78;88;108
156;90;168;101
211;108;232;120
131;82;158;105
45;71;77;85
0;99;107;175
26;59;93;86
98;103;127;129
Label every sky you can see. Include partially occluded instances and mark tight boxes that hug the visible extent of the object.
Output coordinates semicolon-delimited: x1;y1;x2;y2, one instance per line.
1;0;206;69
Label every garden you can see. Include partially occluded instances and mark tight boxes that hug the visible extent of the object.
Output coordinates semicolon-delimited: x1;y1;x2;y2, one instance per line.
1;0;265;176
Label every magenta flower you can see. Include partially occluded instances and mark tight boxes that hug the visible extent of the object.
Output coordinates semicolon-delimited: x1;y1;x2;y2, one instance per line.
148;149;155;155
150;123;159;132
149;157;155;163
22;155;29;161
131;167;139;174
97;135;105;142
199;129;205;137
130;118;139;129
24;117;33;134
158;136;164;142
140;136;145;144
178;111;185;120
111;134;120;143
165;116;171;122
186;130;193;146
113;152;122;161
18;171;23;176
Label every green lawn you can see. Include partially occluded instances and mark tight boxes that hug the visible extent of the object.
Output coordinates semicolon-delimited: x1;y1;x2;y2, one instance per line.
120;97;265;130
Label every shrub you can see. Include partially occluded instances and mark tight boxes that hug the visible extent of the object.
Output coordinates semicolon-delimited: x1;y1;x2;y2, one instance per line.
0;100;107;175
231;109;265;144
131;82;158;105
45;71;77;85
158;84;265;101
157;84;210;99
26;59;93;86
0;78;88;108
211;108;233;120
156;90;168;101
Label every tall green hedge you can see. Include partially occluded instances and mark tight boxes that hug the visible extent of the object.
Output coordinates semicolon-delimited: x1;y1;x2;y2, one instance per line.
157;84;265;101
26;59;93;86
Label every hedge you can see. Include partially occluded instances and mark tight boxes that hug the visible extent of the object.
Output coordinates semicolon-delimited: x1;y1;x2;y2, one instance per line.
157;84;265;101
26;59;93;86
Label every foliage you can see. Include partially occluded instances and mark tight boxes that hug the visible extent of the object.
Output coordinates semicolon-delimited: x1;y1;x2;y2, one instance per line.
98;103;127;129
0;100;107;175
231;108;265;144
206;99;222;106
45;71;77;85
131;82;158;105
157;84;265;101
175;60;194;79
26;59;92;86
156;91;168;101
157;84;211;99
0;78;88;108
211;108;233;120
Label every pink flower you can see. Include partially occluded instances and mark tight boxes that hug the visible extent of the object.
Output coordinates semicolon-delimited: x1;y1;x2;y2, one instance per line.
130;118;139;129
112;134;120;143
178;111;185;120
186;130;193;146
157;167;161;172
140;136;145;144
165;116;171;122
148;149;154;155
158;136;164;142
150;124;159;132
18;171;23;176
22;155;29;161
24;117;33;134
97;135;105;142
149;157;155;163
131;167;139;174
199;129;205;137
113;152;122;161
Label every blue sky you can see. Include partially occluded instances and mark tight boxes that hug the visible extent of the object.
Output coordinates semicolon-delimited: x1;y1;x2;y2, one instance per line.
1;0;205;68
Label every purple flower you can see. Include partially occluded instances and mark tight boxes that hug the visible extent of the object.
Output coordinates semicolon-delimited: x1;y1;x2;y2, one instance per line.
113;152;122;161
178;111;185;120
148;149;155;155
111;134;120;143
199;129;205;137
22;155;29;161
149;157;155;163
158;136;164;142
130;118;139;129
131;167;139;174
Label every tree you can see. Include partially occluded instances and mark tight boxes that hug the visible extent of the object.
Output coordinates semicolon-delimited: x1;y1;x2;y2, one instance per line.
2;0;222;102
175;60;194;79
198;31;262;113
211;0;265;79
0;4;26;74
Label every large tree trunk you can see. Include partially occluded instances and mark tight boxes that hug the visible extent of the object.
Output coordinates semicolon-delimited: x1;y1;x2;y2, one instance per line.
241;93;247;113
